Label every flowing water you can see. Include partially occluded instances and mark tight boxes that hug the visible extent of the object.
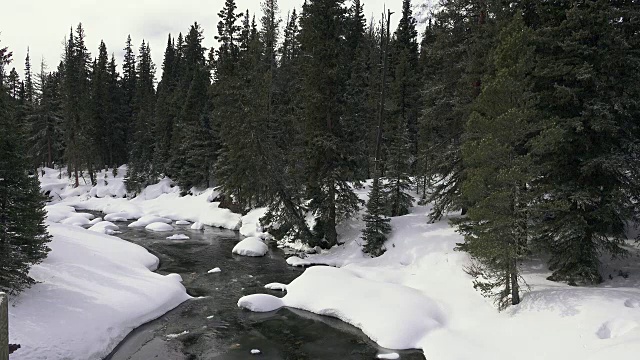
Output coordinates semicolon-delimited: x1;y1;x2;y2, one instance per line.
103;218;426;360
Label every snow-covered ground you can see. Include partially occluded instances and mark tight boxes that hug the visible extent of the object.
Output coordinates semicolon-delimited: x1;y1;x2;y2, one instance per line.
8;222;190;360
27;167;640;359
239;183;640;360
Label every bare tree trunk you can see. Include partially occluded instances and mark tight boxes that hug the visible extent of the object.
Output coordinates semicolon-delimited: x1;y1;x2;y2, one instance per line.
0;292;8;360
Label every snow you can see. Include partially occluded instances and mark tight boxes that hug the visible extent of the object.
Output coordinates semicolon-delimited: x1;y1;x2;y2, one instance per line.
60;215;92;226
251;349;261;355
87;221;119;235
145;222;174;232
166;330;189;339
8;222;190;360
240;208;268;238
39;167;243;232
129;215;172;228
264;283;287;291
191;221;204;230
104;212;137;222
377;353;400;360
240;182;640;360
239;266;444;349
175;220;191;225
232;237;269;257
286;256;311;267
238;294;284;312
167;234;190;240
208;267;222;273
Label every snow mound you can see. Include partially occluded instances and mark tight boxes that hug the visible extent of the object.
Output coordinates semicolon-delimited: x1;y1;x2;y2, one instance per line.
44;204;78;223
596;319;639;339
241;266;445;350
251;349;261;355
264;283;287;291
208;268;222;274
175;220;191;225
286;256;311;267
88;217;103;225
240;208;268;238
129;215;172;228
167;234;190;240
232;237;268;257
625;299;640;308
377;353;400;359
238;294;284;312
60;215;92;226
104;212;137;222
191;222;204;230
88;221;119;235
146;222;174;232
8;223;190;360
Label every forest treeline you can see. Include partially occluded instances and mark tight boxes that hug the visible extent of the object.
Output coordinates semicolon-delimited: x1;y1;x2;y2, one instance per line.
1;0;639;307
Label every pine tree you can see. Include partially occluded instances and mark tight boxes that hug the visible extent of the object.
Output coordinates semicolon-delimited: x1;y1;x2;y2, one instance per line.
0;42;51;294
528;0;640;285
362;178;391;257
125;40;156;193
90;41;111;168
455;15;535;309
153;35;178;177
299;0;361;248
62;24;95;187
28;61;63;168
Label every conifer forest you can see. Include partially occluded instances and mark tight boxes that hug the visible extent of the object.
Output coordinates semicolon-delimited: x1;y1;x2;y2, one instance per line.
1;1;640;359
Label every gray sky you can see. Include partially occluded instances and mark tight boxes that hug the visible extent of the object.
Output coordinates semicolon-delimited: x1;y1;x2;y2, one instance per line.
2;0;427;79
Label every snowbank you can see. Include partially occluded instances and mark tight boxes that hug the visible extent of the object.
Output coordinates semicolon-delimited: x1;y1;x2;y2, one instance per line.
232;237;269;257
39;167;244;232
8;223;190;360
239;266;445;349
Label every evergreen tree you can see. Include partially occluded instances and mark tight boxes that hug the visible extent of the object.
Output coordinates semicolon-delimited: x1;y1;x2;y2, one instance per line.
0;42;51;294
90;41;111;168
528;0;640;284
153;35;178;177
455;15;535;309
362;178;391;257
299;0;361;247
28;61;63;168
62;24;95;186
125;40;156;192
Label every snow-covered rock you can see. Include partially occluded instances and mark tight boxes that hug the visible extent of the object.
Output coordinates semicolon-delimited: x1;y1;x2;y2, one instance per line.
232;237;269;257
208;268;222;274
129;215;172;228
240;208;268;238
238;294;284;312
166;234;190;240
286;256;311;267
146;222;174;232
8;223;190;360
88;221;119;235
175;220;191;225
251;349;261;355
104;212;137;222
264;283;287;291
60;215;92;226
191;222;204;230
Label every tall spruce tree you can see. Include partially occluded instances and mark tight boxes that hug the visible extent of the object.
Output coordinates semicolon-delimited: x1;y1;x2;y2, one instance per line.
0;42;51;294
528;0;640;284
125;40;156;193
455;15;535;309
299;0;361;248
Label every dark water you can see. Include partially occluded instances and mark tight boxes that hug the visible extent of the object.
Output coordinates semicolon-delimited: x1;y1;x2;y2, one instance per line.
102;218;425;360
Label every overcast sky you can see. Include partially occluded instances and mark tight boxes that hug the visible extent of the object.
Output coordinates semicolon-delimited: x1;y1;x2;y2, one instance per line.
1;0;431;79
